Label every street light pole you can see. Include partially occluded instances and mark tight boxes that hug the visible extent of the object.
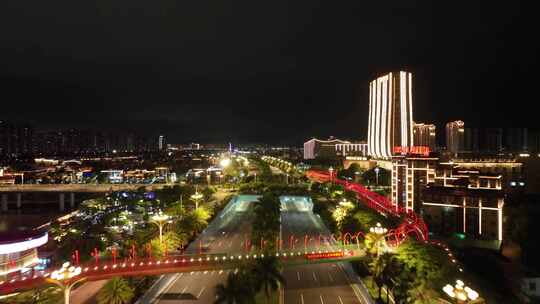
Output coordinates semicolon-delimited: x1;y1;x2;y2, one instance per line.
191;187;203;209
442;280;481;303
374;167;380;187
151;211;171;244
369;222;388;258
47;262;84;304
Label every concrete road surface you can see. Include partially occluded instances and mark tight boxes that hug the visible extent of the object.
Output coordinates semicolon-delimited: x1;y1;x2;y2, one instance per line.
140;195;373;304
280;196;373;304
140;195;258;304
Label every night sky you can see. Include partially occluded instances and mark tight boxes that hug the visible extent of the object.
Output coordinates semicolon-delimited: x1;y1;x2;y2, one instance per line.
0;1;537;144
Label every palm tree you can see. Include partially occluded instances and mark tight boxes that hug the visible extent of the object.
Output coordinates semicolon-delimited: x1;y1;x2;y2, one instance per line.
251;257;286;304
214;272;255;304
370;253;390;300
381;254;401;304
181;207;211;236
364;232;385;257
97;277;134;304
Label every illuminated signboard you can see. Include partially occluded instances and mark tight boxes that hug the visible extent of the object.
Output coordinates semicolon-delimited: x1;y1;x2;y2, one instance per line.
306;251;345;260
393;146;430;156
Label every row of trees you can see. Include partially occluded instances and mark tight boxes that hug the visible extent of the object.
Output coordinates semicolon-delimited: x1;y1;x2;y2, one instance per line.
6;184;223;304
215;257;285;304
307;179;460;304
251;193;281;252
338;164;391;188
358;240;458;304
91;186;229;304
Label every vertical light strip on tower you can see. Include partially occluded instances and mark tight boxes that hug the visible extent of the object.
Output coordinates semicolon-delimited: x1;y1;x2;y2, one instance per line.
381;76;388;158
387;73;393;158
370;81;376;157
375;79;381;158
367;81;373;156
408;72;414;147
400;72;407;148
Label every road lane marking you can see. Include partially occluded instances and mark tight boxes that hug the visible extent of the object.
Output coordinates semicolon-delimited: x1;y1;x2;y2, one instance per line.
328;272;334;282
319;294;324;304
181;286;189;294
218;270;223;275
197;286;206;298
300;293;305;304
312;272;317;282
190;271;195;275
338;295;344;304
297;271;300;281
337;263;370;304
203;271;208;274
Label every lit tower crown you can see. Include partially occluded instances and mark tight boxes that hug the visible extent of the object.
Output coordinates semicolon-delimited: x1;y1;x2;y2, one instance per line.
367;71;414;159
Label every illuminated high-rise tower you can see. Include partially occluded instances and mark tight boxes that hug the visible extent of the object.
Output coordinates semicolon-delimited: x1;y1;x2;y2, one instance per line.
413;122;436;151
158;135;165;151
445;120;464;155
367;71;414;159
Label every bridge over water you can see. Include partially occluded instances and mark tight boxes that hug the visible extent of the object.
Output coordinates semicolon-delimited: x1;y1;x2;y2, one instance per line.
0;184;169;212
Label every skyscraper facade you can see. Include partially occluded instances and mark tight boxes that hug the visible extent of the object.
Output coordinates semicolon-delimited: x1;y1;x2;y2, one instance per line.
158;135;165;151
367;71;414;159
446;120;464;154
413;123;436;151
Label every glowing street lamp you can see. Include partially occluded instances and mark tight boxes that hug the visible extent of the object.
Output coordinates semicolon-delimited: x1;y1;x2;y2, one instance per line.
370;222;387;235
47;262;84;304
328;166;334;184
374;167;380;186
151;211;171;244
220;158;231;168
369;222;388;257
442;280;480;303
191;189;203;209
354;171;361;183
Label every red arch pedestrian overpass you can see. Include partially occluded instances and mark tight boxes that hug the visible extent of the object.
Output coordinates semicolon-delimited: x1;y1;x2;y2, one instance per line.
305;169;429;245
0;248;361;295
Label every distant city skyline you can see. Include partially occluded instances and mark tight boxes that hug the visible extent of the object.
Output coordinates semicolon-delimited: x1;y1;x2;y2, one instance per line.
1;2;538;144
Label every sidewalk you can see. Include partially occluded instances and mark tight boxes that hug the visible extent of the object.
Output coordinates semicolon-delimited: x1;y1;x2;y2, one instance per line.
71;280;107;304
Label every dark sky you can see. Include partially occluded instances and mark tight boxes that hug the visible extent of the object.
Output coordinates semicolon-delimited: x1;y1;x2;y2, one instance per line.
0;1;537;144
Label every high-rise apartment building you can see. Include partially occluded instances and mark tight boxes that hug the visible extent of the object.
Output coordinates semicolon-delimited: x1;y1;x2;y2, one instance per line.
367;71;414;159
446;120;464;154
0;121;34;156
505;128;528;153
158;135;165;151
413;123;436;151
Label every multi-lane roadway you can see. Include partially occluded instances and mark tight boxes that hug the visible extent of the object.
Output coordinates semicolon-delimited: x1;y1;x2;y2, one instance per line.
280;197;373;304
141;195;373;304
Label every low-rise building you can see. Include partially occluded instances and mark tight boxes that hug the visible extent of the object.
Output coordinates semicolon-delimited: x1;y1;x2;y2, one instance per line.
303;138;351;160
422;165;504;242
0;230;48;276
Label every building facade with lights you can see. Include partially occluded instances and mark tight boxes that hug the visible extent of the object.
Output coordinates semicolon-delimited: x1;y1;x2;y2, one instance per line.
367;71;414;159
392;155;438;213
0;230;47;276
335;142;368;158
303;138;351;160
446;120;465;155
413;123;436;151
422;163;505;242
